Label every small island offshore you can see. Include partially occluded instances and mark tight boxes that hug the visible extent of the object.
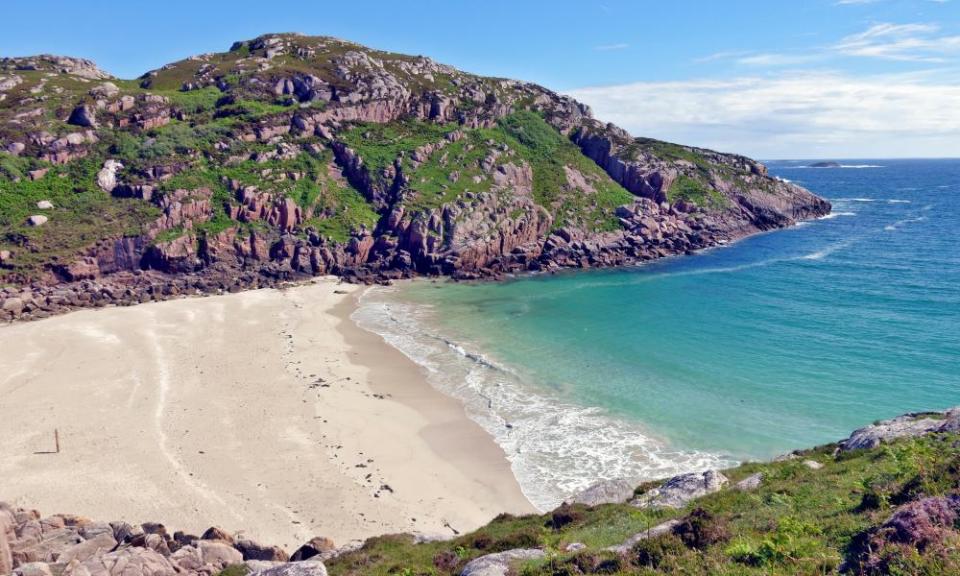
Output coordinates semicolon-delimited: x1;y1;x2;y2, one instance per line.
2;4;958;574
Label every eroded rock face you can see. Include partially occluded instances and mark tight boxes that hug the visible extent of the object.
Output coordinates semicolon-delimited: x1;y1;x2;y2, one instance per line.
840;407;960;451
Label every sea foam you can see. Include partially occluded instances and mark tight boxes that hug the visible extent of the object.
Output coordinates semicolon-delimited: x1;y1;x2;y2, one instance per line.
353;289;734;510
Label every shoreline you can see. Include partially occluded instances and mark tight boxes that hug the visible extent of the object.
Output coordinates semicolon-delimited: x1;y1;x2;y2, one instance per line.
0;278;533;550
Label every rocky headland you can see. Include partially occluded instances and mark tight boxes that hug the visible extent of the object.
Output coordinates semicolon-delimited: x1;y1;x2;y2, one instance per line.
0;34;829;322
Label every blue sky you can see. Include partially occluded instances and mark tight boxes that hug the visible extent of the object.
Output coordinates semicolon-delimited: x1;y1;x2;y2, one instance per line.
3;0;959;158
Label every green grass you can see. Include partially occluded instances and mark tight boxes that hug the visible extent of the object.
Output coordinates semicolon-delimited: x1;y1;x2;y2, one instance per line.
302;182;380;243
667;175;729;210
343;112;634;232
339;120;457;189
0;156;159;281
324;433;960;575
496;111;634;231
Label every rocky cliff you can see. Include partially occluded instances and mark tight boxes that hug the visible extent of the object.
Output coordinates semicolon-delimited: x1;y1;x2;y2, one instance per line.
0;34;830;321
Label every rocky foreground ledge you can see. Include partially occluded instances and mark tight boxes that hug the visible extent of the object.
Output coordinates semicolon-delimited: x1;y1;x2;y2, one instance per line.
4;407;959;576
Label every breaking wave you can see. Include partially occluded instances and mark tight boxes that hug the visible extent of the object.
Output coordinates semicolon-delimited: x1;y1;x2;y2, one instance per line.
352;289;734;510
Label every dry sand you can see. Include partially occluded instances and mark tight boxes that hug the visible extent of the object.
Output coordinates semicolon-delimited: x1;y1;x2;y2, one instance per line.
0;279;534;550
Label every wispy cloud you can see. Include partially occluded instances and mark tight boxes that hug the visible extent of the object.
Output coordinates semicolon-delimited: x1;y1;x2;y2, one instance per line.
697;21;960;67
594;43;629;51
567;71;960;158
736;52;824;66
834;22;960;61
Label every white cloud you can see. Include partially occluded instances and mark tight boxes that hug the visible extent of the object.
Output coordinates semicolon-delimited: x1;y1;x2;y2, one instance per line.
594;43;629;51
566;71;960;158
736;52;824;66
834;22;960;61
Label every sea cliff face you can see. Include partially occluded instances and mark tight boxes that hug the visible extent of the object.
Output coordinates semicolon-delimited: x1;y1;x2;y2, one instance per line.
0;34;830;321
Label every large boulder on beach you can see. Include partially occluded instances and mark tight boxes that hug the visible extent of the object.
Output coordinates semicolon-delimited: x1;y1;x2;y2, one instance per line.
62;547;177;576
567;479;635;506
631;470;728;509
236;539;289;562
290;537;335;562
197;540;242;568
460;549;545;576
840;407;960;451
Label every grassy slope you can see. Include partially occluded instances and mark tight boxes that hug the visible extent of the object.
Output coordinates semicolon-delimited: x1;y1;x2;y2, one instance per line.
339;111;633;231
319;433;960;576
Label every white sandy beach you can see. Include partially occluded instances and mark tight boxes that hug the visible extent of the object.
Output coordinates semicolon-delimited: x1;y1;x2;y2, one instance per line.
0;279;534;551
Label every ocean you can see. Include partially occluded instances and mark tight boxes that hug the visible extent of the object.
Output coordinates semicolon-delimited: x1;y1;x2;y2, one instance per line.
353;158;960;511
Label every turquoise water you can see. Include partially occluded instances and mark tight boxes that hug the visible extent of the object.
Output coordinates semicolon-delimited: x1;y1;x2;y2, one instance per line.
355;159;960;509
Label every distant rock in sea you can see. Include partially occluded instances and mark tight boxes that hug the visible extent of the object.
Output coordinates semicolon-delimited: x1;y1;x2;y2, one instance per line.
808;161;842;168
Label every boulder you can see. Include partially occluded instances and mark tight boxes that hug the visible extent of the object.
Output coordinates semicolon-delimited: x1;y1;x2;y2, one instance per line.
27;215;48;227
36;201;54;210
96;160;123;193
459;549;545;576
167;545;203;573
0;250;11;263
13;562;53;576
289;537;335;562
631;470;728;509
235;539;289;562
0;297;21;314
89;82;119;98
67;105;97;128
802;460;823;470
11;528;83;564
733;473;763;491
28;169;49;181
567;479;635;506
197;540;242;568
62;546;176;576
57;533;118;564
6;142;25;156
605;519;682;554
200;527;233;544
110;522;142;544
840;407;960;451
248;560;328;576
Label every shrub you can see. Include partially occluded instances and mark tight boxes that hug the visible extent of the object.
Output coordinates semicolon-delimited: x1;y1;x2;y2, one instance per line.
548;504;585;531
630;534;686;570
674;508;730;549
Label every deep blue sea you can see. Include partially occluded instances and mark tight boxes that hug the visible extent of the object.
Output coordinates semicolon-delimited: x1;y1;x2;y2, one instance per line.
354;159;960;510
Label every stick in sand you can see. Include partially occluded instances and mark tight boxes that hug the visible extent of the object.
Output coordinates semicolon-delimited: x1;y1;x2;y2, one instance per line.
55;429;60;453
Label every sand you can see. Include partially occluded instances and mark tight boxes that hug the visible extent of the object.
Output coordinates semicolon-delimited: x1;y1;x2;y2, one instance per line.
0;279;535;550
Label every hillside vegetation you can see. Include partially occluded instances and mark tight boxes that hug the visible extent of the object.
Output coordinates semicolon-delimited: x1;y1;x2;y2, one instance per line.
0;35;829;321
